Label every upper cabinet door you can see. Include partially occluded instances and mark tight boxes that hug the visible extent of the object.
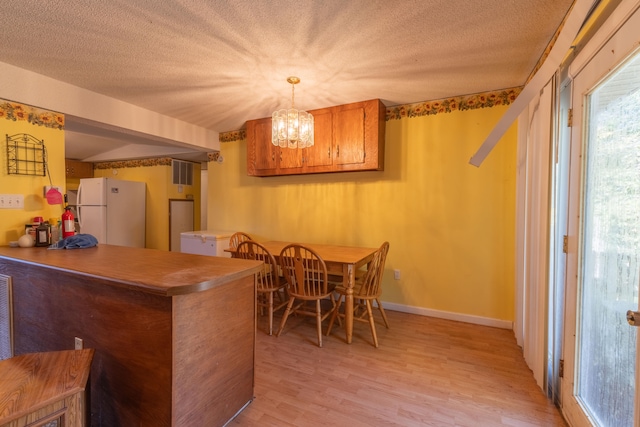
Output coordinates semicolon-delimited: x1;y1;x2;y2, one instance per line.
304;108;333;168
333;106;365;166
278;146;303;169
249;118;278;172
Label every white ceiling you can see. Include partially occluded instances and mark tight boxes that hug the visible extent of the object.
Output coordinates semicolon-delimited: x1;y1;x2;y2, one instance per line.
0;0;577;162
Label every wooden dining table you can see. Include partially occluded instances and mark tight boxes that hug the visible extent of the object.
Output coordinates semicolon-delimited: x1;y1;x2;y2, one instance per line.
229;240;378;344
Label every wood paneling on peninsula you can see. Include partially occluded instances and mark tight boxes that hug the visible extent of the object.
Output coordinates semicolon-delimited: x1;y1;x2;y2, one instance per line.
0;245;262;427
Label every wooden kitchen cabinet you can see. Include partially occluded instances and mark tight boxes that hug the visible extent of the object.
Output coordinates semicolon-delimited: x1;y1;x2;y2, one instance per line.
249;118;277;171
246;99;385;176
0;349;94;427
304;108;333;168
65;159;94;178
246;117;303;174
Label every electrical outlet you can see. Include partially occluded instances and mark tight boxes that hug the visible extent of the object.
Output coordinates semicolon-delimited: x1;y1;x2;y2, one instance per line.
0;194;24;209
394;269;401;280
74;337;84;350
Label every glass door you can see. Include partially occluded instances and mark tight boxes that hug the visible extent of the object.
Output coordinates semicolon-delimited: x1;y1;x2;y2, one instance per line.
562;46;640;426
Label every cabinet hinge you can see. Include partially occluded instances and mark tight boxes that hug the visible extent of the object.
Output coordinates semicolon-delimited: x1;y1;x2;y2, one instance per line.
567;109;573;127
559;359;564;378
562;235;568;254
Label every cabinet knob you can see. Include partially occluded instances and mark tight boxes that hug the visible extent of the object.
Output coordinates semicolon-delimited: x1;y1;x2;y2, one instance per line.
336;145;340;157
327;148;330;158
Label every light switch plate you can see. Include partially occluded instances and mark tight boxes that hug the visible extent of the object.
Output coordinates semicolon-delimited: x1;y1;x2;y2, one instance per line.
0;194;24;209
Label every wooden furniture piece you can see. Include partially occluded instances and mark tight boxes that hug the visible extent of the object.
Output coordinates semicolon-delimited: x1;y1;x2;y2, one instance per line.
236;240;288;335
246;99;385;176
228;231;253;258
277;244;336;347
227;241;378;344
327;242;390;347
0;349;94;427
0;245;262;427
64;159;93;178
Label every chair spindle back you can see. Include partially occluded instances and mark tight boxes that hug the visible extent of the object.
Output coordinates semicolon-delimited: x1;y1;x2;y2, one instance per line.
357;241;390;298
236;240;279;291
280;244;330;298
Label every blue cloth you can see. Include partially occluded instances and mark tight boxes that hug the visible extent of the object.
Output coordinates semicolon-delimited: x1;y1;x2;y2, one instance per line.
48;234;99;249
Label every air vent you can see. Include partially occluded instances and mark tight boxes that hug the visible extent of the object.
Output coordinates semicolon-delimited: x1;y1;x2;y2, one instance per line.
172;159;194;186
0;274;13;360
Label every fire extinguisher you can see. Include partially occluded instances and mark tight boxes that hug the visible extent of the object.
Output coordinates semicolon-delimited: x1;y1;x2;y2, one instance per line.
62;207;75;238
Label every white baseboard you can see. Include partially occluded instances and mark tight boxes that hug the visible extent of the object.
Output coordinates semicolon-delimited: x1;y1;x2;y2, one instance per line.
380;301;514;330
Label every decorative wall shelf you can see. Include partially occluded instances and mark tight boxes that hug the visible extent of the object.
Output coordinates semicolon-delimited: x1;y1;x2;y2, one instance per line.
6;133;47;176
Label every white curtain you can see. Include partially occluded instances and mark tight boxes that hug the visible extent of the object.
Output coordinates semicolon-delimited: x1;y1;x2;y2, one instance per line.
515;80;554;389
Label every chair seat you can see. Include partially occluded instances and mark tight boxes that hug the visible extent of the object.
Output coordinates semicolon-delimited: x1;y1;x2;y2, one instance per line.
289;282;336;301
327;269;366;285
257;274;288;293
332;282;362;296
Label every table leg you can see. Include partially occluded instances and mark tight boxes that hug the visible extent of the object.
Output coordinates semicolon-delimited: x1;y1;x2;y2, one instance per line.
344;264;354;344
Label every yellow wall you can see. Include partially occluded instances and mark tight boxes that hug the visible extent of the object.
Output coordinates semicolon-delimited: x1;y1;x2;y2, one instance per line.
0;106;66;245
208;106;517;321
93;163;201;250
1;95;515;321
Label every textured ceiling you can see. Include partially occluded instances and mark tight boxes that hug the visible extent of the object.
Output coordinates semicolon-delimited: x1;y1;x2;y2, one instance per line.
0;0;575;161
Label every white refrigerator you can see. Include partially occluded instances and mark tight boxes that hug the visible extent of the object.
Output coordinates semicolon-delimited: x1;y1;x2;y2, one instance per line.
77;177;146;247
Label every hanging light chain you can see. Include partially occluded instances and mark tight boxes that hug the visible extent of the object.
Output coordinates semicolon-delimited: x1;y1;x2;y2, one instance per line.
287;76;300;109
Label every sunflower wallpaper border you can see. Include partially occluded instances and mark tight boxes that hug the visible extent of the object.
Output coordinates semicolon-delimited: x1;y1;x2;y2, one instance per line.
218;86;523;143
93;157;174;170
385;87;522;120
0;98;65;130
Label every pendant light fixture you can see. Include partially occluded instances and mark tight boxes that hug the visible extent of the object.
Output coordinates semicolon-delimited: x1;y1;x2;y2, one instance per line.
272;76;314;148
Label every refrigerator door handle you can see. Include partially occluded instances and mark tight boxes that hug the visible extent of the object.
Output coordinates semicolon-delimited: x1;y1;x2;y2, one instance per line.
77;181;84;206
77;205;83;229
76;181;84;229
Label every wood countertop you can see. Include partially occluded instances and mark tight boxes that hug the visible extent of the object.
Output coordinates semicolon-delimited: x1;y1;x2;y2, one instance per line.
0;245;262;296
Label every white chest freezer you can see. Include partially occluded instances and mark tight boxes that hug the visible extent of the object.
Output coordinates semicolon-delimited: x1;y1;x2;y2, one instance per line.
180;230;235;257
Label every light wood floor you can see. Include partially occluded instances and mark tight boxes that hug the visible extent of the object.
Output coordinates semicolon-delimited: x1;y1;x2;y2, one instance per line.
231;308;567;426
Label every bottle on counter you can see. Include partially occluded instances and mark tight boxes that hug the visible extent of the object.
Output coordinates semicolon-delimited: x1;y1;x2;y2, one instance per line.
35;221;50;247
62;207;75;238
49;217;60;243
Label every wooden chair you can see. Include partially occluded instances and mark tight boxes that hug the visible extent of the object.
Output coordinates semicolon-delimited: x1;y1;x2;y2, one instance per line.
277;244;337;347
236;240;288;335
327;241;390;347
228;232;253;257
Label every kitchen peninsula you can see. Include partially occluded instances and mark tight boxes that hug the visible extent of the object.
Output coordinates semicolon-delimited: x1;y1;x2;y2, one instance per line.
0;245;262;427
